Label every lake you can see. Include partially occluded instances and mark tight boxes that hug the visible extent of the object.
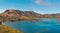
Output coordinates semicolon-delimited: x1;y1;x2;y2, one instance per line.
3;18;60;33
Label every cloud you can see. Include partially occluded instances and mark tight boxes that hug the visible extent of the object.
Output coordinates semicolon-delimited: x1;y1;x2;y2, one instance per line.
35;0;51;6
35;0;42;4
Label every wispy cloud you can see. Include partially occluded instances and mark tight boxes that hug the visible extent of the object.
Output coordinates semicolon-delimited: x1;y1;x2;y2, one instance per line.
34;0;51;6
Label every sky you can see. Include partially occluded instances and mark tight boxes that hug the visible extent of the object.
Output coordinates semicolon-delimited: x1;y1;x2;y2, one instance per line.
0;0;60;14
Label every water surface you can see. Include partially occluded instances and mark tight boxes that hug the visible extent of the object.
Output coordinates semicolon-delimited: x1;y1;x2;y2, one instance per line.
3;18;60;33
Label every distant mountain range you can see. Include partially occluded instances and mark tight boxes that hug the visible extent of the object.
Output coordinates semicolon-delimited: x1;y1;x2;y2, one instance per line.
0;9;60;22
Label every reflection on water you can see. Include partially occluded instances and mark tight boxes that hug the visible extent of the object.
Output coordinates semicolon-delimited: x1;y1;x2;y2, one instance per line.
3;18;60;33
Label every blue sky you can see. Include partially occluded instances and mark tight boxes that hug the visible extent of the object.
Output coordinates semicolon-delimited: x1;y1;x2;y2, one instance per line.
0;0;60;14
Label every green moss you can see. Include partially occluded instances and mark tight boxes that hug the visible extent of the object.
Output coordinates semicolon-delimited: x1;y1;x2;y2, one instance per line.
0;25;23;33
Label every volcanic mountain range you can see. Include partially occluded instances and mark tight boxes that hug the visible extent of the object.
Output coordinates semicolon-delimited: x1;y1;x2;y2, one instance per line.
0;9;60;21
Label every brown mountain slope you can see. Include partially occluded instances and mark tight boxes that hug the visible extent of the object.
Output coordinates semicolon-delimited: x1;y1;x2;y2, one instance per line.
0;9;42;21
1;9;60;22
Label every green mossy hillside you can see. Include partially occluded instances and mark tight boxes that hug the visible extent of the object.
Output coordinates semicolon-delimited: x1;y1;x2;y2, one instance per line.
0;25;23;33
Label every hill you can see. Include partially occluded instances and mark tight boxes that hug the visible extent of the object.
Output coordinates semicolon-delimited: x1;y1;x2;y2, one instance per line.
0;9;60;22
0;9;42;21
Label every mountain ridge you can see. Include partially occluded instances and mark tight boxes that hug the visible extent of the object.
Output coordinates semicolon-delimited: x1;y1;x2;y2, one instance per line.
0;9;42;22
0;9;60;22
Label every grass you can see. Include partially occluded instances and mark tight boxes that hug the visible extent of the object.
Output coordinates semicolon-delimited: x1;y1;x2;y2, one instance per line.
0;25;23;33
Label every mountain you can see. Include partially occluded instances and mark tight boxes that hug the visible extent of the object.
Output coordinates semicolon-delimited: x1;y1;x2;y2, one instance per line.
0;9;42;21
0;9;60;22
42;13;60;18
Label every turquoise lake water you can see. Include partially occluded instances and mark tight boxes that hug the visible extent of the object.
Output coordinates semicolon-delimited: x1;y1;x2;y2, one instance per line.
3;18;60;33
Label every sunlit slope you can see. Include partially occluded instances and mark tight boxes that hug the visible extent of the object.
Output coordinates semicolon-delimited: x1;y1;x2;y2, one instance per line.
0;25;23;33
